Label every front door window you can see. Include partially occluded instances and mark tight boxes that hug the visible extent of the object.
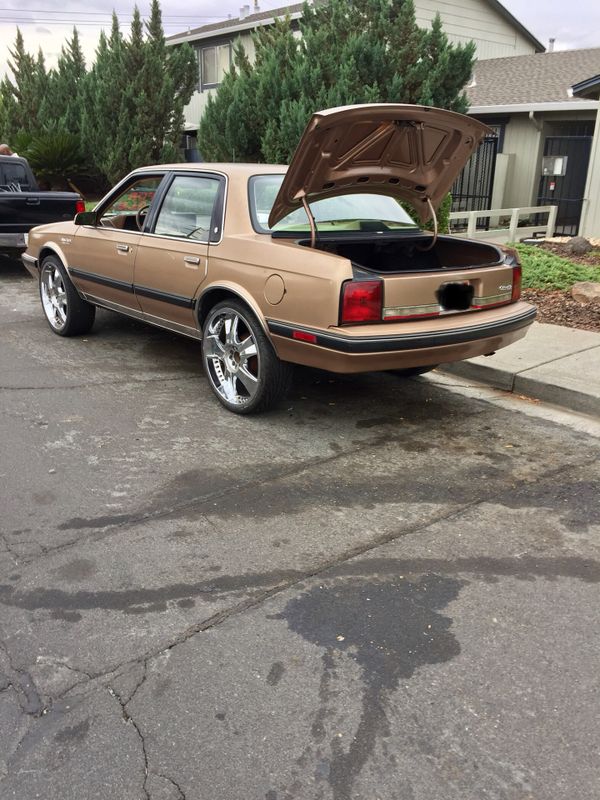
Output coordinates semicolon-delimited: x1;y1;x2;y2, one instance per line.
99;176;163;233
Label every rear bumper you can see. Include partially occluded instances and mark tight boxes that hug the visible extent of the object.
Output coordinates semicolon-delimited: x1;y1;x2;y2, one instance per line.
0;233;27;252
268;303;536;373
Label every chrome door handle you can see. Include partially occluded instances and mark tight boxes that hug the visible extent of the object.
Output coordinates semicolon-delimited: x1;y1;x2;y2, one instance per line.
116;244;130;253
184;256;200;265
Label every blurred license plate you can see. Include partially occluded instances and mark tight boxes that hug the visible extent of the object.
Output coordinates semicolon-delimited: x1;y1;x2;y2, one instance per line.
437;281;474;311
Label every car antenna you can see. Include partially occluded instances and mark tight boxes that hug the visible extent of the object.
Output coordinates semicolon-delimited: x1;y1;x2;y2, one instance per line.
417;197;438;251
301;194;318;248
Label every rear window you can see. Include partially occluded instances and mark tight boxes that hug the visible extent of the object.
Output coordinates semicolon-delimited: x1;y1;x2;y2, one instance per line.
249;174;418;234
0;161;31;191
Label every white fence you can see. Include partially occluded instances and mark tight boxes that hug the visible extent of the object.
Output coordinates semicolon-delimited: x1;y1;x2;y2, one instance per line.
449;205;558;243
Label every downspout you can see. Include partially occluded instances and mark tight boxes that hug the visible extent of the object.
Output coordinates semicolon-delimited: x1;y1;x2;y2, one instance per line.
528;111;542;131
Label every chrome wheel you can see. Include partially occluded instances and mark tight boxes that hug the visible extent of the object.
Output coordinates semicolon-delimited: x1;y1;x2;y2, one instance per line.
203;306;260;407
41;261;68;331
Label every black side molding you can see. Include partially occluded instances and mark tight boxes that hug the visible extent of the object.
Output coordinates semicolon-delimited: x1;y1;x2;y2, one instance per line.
70;267;194;308
70;268;134;294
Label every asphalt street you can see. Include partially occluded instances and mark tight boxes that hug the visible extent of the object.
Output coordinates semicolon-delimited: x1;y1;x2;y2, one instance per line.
1;258;599;800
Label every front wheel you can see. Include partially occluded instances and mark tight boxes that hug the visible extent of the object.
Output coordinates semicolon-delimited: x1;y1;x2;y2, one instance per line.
40;255;95;336
202;300;293;414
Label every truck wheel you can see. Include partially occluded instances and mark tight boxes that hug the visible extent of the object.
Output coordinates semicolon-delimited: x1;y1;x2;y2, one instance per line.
40;255;95;336
202;299;293;414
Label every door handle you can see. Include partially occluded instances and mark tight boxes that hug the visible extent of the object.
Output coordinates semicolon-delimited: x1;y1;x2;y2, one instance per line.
184;256;200;265
26;197;41;205
116;244;130;253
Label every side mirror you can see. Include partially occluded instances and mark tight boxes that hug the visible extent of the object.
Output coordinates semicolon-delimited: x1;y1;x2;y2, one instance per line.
75;210;97;226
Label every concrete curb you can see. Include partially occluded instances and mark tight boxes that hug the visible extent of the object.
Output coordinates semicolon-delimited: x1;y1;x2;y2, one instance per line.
438;322;600;417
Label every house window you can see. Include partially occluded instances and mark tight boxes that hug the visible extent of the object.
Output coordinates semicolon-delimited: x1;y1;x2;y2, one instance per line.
199;43;232;90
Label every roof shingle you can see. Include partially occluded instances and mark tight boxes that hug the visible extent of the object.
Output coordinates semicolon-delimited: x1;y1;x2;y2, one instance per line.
467;48;600;107
166;3;304;42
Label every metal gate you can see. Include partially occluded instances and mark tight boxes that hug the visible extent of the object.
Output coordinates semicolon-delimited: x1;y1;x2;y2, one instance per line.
537;135;593;236
451;134;498;214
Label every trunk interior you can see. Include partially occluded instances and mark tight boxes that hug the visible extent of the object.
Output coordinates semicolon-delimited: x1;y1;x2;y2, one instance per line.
300;234;502;273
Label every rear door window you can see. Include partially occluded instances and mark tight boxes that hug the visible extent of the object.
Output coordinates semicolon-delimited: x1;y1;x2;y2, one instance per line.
153;175;221;241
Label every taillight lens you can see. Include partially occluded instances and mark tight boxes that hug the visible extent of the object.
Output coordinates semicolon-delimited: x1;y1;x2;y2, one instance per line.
75;197;85;215
340;280;382;324
511;264;522;302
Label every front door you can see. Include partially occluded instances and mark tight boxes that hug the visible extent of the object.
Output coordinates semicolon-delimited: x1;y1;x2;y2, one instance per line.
69;175;164;311
134;173;224;334
537;133;593;236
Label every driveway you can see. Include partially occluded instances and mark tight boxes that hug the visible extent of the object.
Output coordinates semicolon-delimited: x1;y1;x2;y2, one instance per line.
1;261;599;800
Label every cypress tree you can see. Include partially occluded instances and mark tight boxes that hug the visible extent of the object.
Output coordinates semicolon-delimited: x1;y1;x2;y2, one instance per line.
128;0;196;167
199;0;476;163
0;29;47;139
80;14;128;182
40;29;87;135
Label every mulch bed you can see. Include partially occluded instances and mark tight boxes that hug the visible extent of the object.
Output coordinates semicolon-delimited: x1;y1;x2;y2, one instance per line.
522;288;600;333
537;240;600;267
521;241;600;333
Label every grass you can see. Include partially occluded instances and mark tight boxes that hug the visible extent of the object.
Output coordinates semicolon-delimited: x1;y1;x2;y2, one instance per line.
514;243;600;291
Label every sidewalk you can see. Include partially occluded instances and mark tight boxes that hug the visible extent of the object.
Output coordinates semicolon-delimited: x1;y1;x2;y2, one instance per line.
439;322;600;417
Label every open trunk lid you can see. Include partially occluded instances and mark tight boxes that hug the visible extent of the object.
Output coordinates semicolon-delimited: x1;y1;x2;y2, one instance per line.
268;104;491;227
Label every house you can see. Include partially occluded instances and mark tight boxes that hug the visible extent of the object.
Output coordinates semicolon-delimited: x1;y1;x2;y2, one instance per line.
572;74;600;237
464;48;600;236
167;0;544;137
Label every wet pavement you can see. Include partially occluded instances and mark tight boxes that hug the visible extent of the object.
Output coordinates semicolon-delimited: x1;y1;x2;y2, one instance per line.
1;259;599;800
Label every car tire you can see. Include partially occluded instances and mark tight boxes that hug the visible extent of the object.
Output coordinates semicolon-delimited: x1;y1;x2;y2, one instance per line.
389;365;437;377
202;299;293;414
39;255;95;336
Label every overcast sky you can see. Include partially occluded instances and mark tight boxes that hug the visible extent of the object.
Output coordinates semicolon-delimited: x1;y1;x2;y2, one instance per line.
1;0;599;79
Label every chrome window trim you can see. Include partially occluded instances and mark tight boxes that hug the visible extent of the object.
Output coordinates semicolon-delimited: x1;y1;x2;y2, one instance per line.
142;170;228;247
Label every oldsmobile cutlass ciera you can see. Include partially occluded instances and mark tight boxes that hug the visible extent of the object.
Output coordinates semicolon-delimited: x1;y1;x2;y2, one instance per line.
22;104;535;414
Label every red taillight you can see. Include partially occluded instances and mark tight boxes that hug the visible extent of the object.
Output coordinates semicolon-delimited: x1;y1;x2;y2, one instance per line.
75;197;85;215
511;264;522;302
341;280;382;324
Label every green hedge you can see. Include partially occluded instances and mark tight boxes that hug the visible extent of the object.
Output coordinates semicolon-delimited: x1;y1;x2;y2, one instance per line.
401;193;452;234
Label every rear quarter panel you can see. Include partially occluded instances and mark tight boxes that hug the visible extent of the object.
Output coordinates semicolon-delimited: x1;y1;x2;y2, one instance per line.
204;235;352;330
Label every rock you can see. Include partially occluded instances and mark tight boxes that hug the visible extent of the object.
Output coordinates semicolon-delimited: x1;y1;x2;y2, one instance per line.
566;236;593;256
571;281;600;303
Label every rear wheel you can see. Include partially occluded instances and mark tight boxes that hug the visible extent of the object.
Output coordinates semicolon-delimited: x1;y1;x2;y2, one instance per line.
389;365;437;377
40;255;95;336
202;299;293;414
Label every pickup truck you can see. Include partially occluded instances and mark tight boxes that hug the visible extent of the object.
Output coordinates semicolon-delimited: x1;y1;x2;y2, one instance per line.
0;155;84;259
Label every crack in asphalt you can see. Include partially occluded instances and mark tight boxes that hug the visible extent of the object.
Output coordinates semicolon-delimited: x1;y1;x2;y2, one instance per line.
153;772;186;800
0;641;44;717
107;684;150;800
1;533;21;563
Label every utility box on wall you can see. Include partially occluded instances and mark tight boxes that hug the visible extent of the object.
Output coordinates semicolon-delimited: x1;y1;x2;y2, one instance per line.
542;155;568;176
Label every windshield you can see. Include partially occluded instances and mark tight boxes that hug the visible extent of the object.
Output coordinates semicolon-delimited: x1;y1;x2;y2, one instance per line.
249;174;419;234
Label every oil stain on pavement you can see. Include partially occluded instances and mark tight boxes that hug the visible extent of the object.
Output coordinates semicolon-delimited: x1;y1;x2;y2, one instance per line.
274;575;464;800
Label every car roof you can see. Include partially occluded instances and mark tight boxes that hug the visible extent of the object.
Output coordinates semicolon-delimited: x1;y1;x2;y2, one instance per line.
135;163;288;178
